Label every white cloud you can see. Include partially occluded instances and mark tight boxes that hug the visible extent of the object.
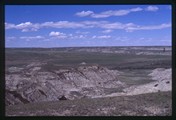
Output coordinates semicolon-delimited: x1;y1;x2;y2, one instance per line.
49;31;88;40
49;31;67;39
75;11;94;17
42;21;89;29
100;22;138;31
114;36;130;42
82;21;107;25
130;7;143;12
79;35;85;38
49;31;65;36
76;7;143;18
5;22;40;32
125;23;171;31
98;35;111;39
145;6;159;11
21;29;29;32
5;23;15;29
92;35;111;39
35;36;44;39
91;12;112;18
75;31;89;34
70;35;87;39
100;22;126;29
5;21;89;32
5;21;171;32
20;36;44;41
102;29;113;33
16;22;32;29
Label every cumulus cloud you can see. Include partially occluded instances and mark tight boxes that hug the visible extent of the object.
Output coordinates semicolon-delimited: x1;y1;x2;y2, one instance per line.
49;31;65;36
75;7;143;18
145;6;159;11
16;22;32;29
5;21;89;32
5;22;40;32
75;11;94;17
49;31;67;39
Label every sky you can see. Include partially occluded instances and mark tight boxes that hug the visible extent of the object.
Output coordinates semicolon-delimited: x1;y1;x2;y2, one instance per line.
5;5;172;47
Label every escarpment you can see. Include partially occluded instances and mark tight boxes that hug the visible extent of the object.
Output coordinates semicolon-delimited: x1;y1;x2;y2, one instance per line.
6;62;125;106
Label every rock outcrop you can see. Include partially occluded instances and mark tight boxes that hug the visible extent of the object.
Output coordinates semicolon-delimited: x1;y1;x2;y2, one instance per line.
6;61;172;106
124;68;171;95
6;62;125;106
92;68;172;98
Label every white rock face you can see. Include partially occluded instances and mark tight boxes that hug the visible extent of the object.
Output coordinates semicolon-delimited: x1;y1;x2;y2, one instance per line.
8;67;24;73
6;63;125;106
124;68;172;96
148;68;171;81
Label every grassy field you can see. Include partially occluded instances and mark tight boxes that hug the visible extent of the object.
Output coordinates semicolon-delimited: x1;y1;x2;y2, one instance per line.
5;47;171;70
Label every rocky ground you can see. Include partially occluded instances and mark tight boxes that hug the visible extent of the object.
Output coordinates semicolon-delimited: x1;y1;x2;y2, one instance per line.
5;46;172;116
5;64;172;116
6;91;171;116
6;63;126;105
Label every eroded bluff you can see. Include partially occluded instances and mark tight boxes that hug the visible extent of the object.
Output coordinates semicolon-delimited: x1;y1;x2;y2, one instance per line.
6;63;125;106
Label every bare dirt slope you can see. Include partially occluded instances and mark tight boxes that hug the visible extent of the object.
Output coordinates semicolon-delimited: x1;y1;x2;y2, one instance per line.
6;63;125;105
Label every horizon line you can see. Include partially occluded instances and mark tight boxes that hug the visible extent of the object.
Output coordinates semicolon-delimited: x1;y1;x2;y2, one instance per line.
5;45;172;49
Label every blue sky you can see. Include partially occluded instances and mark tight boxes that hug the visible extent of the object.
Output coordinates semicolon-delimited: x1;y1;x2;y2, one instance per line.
5;5;171;47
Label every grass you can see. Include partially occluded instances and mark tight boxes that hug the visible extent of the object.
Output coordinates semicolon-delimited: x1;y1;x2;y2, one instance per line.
118;69;154;86
5;48;171;70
